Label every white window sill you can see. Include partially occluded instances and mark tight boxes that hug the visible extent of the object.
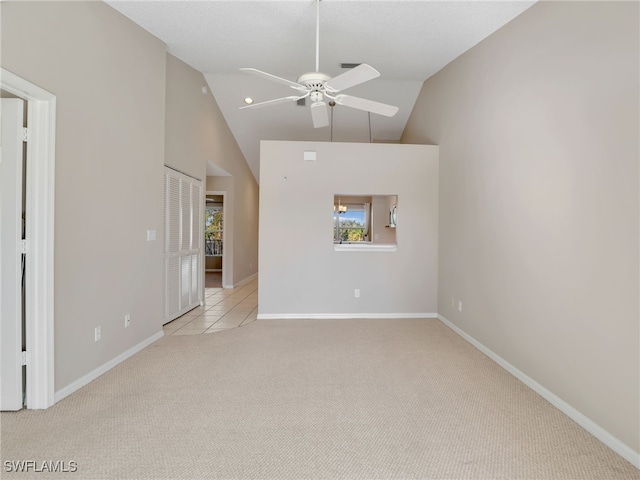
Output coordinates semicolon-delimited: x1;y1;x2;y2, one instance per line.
333;243;397;252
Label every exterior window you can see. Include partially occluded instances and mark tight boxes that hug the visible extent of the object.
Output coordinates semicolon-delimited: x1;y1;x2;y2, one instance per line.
205;205;223;256
333;196;371;243
334;206;365;242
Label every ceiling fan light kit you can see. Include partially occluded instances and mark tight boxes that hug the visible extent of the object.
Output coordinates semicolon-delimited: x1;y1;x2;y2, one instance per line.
311;101;329;128
239;0;398;129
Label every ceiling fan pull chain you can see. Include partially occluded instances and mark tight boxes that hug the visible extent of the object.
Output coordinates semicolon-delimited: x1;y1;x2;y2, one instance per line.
331;104;334;142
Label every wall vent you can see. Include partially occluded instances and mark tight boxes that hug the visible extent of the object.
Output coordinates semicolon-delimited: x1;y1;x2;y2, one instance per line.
340;63;361;69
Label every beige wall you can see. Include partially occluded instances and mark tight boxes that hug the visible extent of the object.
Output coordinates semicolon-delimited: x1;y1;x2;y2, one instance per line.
165;54;259;287
1;3;259;395
231;171;259;285
259;141;438;316
402;1;639;453
1;1;167;391
164;54;208;181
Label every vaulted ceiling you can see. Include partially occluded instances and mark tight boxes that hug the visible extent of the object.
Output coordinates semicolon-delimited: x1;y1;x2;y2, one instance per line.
107;0;536;182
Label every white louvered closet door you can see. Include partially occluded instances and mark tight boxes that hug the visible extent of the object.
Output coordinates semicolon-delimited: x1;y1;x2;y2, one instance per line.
164;167;202;323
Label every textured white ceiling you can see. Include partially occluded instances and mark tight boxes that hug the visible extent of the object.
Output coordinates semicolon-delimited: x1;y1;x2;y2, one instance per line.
107;0;537;181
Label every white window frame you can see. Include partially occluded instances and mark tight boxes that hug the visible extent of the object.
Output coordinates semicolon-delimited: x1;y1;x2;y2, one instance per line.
333;202;368;244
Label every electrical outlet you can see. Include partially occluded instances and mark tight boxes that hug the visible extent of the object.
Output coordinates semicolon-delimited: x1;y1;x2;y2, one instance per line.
94;326;101;342
354;289;360;298
124;314;131;328
458;301;463;312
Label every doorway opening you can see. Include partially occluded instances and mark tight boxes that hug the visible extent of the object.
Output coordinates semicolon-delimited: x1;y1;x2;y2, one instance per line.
205;193;224;288
0;68;56;409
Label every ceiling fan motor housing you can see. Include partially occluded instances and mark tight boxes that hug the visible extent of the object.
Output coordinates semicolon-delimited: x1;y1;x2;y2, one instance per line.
297;72;331;91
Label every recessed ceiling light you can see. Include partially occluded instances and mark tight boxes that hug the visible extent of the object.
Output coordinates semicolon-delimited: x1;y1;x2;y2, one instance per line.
244;97;254;105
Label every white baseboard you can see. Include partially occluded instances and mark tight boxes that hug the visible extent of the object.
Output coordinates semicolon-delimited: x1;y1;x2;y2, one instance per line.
233;272;258;288
257;313;437;320
54;330;165;404
437;314;640;469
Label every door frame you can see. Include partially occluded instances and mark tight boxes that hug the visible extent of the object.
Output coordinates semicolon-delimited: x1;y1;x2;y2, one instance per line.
1;68;56;409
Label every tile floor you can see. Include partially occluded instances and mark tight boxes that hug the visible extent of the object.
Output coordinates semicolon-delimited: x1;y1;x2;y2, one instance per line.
162;278;258;335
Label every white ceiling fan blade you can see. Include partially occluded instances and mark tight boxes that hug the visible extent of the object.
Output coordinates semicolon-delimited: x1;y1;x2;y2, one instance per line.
240;68;306;92
239;96;303;110
310;101;329;128
334;94;399;117
324;64;380;93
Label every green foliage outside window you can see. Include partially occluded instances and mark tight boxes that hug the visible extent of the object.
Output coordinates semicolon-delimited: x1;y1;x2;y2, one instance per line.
205;207;223;255
334;217;365;243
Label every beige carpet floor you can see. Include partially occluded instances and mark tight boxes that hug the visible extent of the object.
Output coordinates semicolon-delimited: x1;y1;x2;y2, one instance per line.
1;318;638;479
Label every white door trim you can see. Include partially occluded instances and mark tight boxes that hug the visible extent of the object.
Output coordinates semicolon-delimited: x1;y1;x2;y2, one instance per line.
1;68;56;409
206;190;228;289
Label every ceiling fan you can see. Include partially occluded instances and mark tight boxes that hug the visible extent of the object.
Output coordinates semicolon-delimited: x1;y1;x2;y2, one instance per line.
239;0;398;128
